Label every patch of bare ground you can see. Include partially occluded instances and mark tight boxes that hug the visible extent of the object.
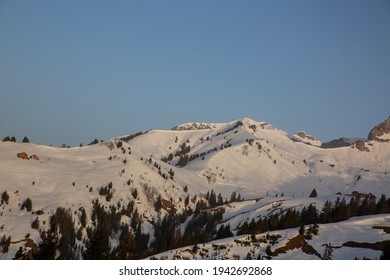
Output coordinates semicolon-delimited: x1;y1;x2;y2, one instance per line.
343;240;390;251
161;198;176;215
372;226;390;234
302;244;322;258
272;234;321;258
11;238;38;259
11;237;37;250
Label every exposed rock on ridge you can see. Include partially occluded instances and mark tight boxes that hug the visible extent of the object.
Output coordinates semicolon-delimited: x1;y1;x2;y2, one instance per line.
368;117;390;142
321;138;353;149
172;123;213;131
297;131;318;142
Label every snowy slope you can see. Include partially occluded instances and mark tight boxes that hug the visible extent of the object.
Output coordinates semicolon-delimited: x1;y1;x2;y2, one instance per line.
0;140;190;258
0;117;389;259
128;117;390;198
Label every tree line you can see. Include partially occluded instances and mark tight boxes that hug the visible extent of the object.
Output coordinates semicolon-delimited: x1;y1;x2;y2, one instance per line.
237;194;390;236
10;192;390;260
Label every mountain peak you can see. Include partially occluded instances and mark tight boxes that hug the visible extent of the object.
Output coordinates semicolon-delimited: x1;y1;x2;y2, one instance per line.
368;117;390;142
171;117;267;132
290;131;322;147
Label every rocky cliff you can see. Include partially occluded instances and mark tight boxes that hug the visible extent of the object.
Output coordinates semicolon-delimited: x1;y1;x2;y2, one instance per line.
368;117;390;142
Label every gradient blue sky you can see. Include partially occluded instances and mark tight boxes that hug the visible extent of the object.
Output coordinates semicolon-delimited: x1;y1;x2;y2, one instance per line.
1;0;389;146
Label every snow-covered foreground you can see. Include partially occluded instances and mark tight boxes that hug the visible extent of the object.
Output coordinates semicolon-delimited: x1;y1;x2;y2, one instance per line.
148;214;390;260
0;117;389;259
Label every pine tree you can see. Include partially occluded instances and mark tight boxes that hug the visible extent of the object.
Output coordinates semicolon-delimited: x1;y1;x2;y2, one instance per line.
0;235;11;254
134;222;149;255
1;191;9;205
208;190;217;207
80;208;87;228
230;191;237;203
50;207;76;259
21;198;32;212
322;244;333;260
320;200;333;223
216;224;233;239
377;194;389;214
306;204;318;224
154;195;163;212
22;136;29;143
116;226;137;260
131;188;138;199
177;154;189;167
299;225;305;235
380;242;390;260
34;230;59;259
265;245;272;256
217;193;224;206
31;217;40;229
82;225;110;260
130;209;140;231
184;194;190;207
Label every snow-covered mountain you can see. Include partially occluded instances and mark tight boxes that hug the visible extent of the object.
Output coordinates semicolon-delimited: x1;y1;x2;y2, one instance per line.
0;117;389;260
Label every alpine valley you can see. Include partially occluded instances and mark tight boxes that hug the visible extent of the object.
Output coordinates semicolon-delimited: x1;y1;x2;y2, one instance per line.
1;117;389;260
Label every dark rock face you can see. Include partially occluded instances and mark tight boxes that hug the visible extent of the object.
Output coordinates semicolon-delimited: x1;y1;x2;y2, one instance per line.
368;117;390;142
321;138;352;149
172;123;212;131
352;140;370;152
297;131;318;142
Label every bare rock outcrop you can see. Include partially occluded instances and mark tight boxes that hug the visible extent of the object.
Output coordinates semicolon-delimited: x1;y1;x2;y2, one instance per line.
321;138;352;149
368;117;390;142
172;123;213;131
297;131;318;142
352;140;370;152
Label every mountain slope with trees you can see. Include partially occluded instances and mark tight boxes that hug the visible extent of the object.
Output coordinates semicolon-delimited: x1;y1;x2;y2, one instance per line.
0;117;389;259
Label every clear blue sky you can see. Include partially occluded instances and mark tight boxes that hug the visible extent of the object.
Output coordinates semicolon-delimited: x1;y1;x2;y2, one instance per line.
1;0;389;146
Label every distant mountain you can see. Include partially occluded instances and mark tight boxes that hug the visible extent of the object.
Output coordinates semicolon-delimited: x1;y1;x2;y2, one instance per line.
0;117;389;260
320;137;365;149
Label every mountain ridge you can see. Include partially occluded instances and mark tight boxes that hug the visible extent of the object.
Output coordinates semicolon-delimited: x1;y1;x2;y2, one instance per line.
0;117;389;259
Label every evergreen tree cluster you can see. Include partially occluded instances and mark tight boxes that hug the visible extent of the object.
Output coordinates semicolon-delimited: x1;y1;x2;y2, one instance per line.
148;158;174;180
2;136;16;142
98;182;114;202
9;192;390;260
20;198;32;212
88;138;100;145
177;154;189;167
204;189;243;208
216;121;243;136
83;199;149;259
119;131;143;142
151;205;228;254
205;190;224;207
1;191;10;205
175;143;191;157
237;195;390;236
161;153;174;163
0;235;11;254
